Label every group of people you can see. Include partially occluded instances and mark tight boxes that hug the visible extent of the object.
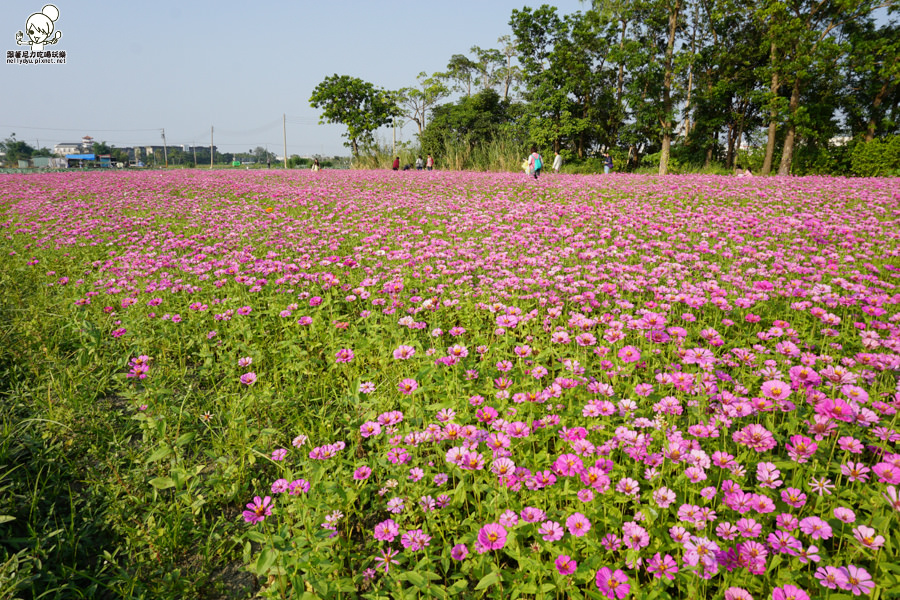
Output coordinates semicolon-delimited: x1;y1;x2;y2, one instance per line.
523;148;614;178
392;155;434;171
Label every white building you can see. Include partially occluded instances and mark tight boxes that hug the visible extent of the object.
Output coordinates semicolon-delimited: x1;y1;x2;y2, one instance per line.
54;142;82;156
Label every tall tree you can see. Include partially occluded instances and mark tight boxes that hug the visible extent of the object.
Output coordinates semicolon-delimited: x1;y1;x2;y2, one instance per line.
757;0;893;175
470;45;505;91
843;19;900;141
309;75;400;157
442;54;480;97
398;72;450;136
496;35;523;101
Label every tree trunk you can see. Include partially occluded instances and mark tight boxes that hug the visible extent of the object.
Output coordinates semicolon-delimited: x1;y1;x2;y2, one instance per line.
866;81;890;142
682;2;699;138
617;19;627;107
733;99;747;169
778;78;801;175
726;120;736;168
659;0;682;176
704;132;714;168
761;42;779;175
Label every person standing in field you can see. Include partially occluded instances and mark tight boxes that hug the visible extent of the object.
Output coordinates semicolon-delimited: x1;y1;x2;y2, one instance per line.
392;157;400;171
415;156;424;170
528;146;543;179
552;151;562;173
425;154;434;171
603;151;613;174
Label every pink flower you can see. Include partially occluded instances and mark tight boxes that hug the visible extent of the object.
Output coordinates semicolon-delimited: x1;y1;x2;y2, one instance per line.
451;544;468;560
566;512;591;537
242;496;272;524
271;448;287;461
353;466;372;481
240;372;257;385
538;520;564;541
617;346;641;364
335;348;354;363
373;519;399;542
646;553;678;580
760;380;790;401
400;529;431;551
840;565;875;595
772;584;809;600
393;345;416;360
833;507;856;523
595;567;630;599
852;525;885;550
555;554;577;575
398;378;418;394
477;523;507;551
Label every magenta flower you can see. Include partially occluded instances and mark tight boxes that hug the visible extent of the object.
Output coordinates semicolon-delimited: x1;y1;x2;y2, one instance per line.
451;544;468;561
400;529;431;551
595;567;630;599
538;520;564;541
760;380;790;401
617;346;641;363
477;523;507;551
393;345;416;359
353;466;372;481
242;496;272;524
647;553;678;580
398;378;418;394
335;348;354;363
815;565;848;590
840;565;875;595
852;525;885;550
772;584;809;600
566;512;592;537
373;519;399;542
240;372;257;386
270;448;287;461
555;554;577;575
374;547;400;573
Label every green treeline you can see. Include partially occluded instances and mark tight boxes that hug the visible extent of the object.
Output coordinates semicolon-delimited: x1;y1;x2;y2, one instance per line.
311;1;899;175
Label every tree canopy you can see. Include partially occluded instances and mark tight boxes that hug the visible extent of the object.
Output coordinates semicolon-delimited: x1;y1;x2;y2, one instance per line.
309;75;400;157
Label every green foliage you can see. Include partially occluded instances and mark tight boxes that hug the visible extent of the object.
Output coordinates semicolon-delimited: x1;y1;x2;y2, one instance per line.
420;89;518;159
310;75;400;157
850;135;900;176
0;135;35;166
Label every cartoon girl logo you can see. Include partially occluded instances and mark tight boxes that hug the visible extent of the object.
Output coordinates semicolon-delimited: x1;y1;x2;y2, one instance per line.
16;5;62;52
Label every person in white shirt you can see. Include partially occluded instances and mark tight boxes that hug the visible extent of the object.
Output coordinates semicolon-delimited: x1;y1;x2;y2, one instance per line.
552;151;562;173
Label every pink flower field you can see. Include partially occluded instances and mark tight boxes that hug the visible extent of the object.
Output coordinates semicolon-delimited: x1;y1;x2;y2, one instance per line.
2;169;900;599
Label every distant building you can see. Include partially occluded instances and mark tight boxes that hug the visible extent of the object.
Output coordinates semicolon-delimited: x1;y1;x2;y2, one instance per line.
54;142;81;156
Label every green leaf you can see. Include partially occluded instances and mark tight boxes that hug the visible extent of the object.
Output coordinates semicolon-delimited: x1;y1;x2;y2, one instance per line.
475;571;500;591
0;515;14;524
406;571;427;589
175;432;196;447
254;548;277;575
149;476;175;490
448;580;468;593
245;531;267;544
146;445;172;463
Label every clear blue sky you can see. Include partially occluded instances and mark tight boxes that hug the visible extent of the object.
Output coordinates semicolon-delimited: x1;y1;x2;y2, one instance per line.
2;0;587;157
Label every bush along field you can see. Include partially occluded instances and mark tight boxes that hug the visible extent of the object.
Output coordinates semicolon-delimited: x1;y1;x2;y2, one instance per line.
1;170;899;600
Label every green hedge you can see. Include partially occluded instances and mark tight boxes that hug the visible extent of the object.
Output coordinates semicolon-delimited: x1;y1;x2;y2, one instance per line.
850;135;900;176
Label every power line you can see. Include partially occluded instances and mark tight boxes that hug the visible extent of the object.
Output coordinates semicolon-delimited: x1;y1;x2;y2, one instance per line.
0;124;160;132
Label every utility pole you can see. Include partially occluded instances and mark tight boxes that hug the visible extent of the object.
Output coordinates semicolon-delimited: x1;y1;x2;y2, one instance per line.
192;143;197;167
282;113;288;169
210;126;214;169
161;128;168;168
